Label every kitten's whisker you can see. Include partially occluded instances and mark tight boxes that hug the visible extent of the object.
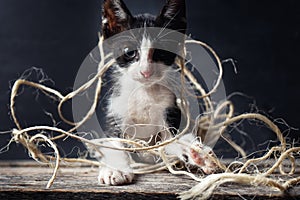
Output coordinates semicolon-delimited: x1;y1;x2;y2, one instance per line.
157;29;186;40
89;52;100;63
129;30;140;42
113;34;137;44
158;38;181;44
97;78;119;105
101;76;119;87
164;73;182;85
157;10;181;38
164;75;195;95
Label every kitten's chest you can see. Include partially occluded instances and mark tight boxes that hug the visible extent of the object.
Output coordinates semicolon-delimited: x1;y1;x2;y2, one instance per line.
109;79;175;133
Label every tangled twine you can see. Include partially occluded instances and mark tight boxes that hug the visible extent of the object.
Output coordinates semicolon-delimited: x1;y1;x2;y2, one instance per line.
4;34;300;200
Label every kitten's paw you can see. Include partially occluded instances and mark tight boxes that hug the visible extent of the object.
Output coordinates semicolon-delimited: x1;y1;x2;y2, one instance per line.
189;144;218;174
98;167;134;186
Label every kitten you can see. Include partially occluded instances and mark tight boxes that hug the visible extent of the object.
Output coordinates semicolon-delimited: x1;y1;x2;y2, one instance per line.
98;0;217;186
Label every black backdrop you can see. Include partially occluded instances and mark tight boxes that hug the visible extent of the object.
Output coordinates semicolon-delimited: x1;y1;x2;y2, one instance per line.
0;0;299;159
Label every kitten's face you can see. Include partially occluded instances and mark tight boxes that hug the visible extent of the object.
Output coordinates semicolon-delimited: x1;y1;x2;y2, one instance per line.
102;0;186;85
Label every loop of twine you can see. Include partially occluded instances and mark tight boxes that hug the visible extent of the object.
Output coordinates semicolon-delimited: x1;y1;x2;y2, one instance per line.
5;34;299;200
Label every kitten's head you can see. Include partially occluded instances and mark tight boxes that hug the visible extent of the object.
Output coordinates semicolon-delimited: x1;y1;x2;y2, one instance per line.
102;0;186;85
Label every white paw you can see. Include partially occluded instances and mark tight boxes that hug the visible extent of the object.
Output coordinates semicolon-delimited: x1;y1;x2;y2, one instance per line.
189;144;218;174
98;166;134;186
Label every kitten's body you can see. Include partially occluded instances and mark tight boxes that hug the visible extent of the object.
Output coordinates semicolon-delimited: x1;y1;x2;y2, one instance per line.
98;0;217;185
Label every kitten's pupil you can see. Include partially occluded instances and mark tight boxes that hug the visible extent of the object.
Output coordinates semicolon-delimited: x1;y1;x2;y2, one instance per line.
123;47;138;61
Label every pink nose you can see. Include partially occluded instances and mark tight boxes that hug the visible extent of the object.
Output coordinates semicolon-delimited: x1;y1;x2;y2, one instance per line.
140;71;152;78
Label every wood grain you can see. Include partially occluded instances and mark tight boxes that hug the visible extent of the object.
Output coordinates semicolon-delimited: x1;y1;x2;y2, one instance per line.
0;161;299;199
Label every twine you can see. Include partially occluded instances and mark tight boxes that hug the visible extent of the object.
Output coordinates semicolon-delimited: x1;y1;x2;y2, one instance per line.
5;34;299;199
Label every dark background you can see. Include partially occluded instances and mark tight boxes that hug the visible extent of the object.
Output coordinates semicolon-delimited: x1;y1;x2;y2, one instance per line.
0;0;299;159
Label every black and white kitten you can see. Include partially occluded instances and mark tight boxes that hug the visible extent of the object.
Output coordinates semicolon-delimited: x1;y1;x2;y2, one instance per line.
98;0;217;186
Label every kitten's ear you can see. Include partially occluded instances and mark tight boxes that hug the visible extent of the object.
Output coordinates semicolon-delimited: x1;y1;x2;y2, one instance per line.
156;0;187;34
102;0;133;38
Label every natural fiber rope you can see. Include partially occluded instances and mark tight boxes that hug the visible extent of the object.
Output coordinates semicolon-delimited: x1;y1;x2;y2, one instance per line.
5;34;299;200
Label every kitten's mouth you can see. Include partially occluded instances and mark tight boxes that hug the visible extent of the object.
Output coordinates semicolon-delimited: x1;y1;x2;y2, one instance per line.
135;76;160;85
138;72;167;85
136;78;153;85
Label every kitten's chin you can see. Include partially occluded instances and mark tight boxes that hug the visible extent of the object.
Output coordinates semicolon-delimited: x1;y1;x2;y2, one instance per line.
133;77;160;86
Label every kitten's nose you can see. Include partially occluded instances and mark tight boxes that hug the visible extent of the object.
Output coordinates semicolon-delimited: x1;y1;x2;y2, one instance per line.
140;70;152;78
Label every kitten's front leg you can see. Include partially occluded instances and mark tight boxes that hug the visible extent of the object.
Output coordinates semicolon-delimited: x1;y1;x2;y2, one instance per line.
98;166;134;186
165;133;218;174
98;141;134;185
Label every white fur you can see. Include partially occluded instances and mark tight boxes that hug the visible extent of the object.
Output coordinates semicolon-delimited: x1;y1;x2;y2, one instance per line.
108;36;175;139
98;140;134;185
139;37;152;74
102;17;108;24
98;166;133;185
99;35;176;185
109;73;175;139
99;31;217;186
120;37;167;83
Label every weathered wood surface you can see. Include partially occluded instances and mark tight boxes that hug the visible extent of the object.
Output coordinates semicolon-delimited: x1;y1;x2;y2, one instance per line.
0;161;299;200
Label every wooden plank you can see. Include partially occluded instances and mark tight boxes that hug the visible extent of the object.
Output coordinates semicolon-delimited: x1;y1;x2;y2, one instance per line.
0;161;299;199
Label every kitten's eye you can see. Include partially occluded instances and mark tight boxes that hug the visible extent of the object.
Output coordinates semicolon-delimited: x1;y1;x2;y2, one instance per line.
123;47;138;61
